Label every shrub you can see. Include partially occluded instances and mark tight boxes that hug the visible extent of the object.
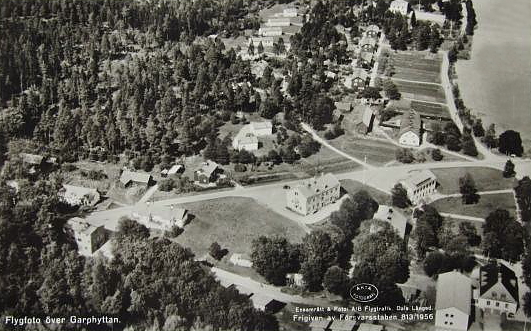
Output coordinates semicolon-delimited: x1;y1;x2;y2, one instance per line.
159;179;175;192
234;164;247;172
396;148;415;163
431;149;443;161
164;226;183;238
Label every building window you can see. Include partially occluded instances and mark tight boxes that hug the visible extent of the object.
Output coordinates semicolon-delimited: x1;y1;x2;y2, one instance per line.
505;304;509;308
445;314;448;317
496;302;500;307
487;301;490;305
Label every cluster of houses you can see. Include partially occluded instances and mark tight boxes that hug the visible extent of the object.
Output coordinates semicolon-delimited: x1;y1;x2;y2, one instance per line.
247;6;304;57
217;278;285;313
435;262;520;331
232;120;273;151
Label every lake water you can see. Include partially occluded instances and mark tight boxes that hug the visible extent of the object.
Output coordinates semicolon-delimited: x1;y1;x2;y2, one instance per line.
456;0;531;144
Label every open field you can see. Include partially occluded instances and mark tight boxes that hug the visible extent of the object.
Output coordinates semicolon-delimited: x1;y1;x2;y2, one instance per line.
431;193;516;219
393;80;446;103
431;167;516;194
388;99;451;120
340;179;391;205
327;134;399;166
175;197;307;257
386;51;441;83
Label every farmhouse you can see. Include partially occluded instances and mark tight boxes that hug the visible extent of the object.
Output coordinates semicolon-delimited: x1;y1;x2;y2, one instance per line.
161;164;184;177
249;294;284;312
132;203;190;229
476;262;519;315
229;253;253;268
365;24;380;38
65;217;109;257
265;18;291;27
286;173;340;215
398;110;422;146
194;160;221;184
359;35;377;52
435;271;471;331
249;37;274;48
250;121;273;136
232;126;259;151
389;0;411;16
120;170;153;188
282;8;298;18
20;152;46;174
286;273;305;287
359;51;374;68
344;68;369;89
60;184;101;207
258;26;283;36
373;205;408;238
399;170;437;205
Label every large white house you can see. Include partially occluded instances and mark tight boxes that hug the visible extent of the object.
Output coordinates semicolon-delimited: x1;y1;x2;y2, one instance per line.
476;263;519;315
398;110;422;146
265;18;291;27
389;0;411;16
132;203;190;230
286;173;340;215
232;126;259;151
435;271;471;331
65;217;109;257
399;170;437;205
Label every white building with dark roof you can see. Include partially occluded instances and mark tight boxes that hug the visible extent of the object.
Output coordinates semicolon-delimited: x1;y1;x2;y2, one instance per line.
389;0;411;16
265;17;291;27
398;110;422;146
477;262;519;315
120;170;153;187
435;271;471;331
399;170;437;205
286;173;341;215
282;8;298;18
232;126;259;151
132;203;190;230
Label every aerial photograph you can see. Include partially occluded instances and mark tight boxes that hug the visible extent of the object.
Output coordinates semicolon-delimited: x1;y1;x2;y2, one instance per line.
0;0;530;330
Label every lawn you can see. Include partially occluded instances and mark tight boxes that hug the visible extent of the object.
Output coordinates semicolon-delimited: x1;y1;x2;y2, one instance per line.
393;80;446;103
327;134;399;166
175;197;307;257
431;193;516;219
431;167;516;194
340;179;391;205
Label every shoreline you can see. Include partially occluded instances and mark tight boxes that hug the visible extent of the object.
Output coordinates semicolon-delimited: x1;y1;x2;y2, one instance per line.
454;0;531;148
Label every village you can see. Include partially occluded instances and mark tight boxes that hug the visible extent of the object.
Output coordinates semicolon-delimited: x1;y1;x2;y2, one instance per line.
1;0;530;331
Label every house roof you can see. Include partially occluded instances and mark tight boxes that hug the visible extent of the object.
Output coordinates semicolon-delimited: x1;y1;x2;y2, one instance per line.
250;121;272;130
360;52;374;62
335;102;353;111
390;0;410;13
66;217;101;235
167;164;184;175
480;263;519;302
134;203;188;221
352;68;370;80
309;319;332;329
360;35;377;46
357;324;384;331
197;160;220;178
250;293;276;308
366;25;380;33
373;205;408;238
267;17;291;24
293;173;340;199
362;107;376;127
435;271;471;315
329;320;358;331
400;170;437;190
259;26;283;33
399;110;422;137
20;153;44;165
120;170;151;185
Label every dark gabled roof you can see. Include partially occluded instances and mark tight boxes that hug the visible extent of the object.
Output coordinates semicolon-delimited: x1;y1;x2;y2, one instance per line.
480;263;519;302
399;110;421;137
